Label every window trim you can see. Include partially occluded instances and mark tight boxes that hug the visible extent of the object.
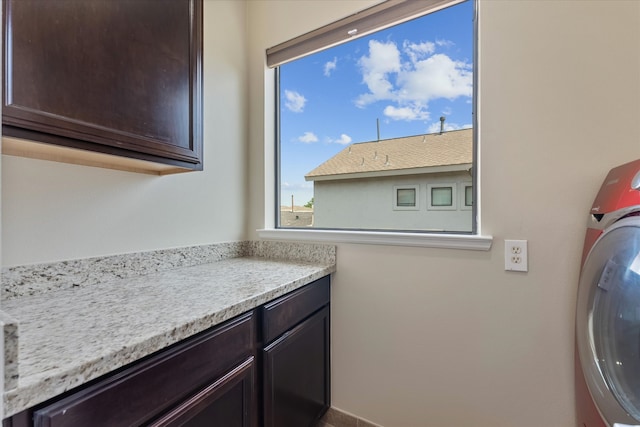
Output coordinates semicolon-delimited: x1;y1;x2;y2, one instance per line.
258;228;492;251
268;0;482;239
266;0;467;68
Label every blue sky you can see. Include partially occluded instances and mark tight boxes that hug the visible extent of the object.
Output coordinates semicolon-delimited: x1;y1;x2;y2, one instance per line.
279;1;473;207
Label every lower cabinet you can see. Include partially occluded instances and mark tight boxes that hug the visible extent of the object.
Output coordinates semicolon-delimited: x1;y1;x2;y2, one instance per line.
2;276;330;427
262;275;331;427
27;312;257;427
263;308;330;427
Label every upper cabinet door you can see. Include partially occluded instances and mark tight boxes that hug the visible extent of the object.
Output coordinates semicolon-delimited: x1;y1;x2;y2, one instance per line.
2;0;203;172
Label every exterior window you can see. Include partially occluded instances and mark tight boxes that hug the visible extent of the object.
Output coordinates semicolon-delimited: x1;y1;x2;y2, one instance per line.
431;187;453;206
394;185;419;210
269;0;476;233
460;183;473;210
428;183;457;210
397;189;416;206
465;185;473;206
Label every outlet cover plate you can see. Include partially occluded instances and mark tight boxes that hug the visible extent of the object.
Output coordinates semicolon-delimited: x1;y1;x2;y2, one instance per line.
505;240;528;272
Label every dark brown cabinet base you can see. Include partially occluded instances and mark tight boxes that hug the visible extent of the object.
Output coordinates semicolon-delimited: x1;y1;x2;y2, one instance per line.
262;275;331;427
28;312;256;427
263;307;330;427
2;276;330;427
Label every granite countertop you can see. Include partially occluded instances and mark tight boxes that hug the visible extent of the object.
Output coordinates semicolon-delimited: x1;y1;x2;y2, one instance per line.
0;241;336;419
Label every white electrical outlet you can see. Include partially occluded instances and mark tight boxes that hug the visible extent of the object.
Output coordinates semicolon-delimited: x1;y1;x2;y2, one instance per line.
505;240;528;272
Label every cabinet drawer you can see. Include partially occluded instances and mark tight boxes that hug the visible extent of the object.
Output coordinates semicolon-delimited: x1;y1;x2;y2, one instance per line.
32;312;255;427
150;357;255;427
262;276;330;344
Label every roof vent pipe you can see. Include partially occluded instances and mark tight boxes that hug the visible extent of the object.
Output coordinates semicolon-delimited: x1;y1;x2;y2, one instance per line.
439;116;445;134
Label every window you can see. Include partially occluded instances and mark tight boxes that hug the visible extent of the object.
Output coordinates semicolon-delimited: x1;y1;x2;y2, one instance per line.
431;187;453;207
428;184;457;210
269;0;476;234
465;184;473;207
461;182;473;210
394;185;419;210
397;188;417;207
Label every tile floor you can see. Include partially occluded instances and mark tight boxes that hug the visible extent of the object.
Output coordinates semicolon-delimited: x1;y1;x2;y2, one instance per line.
317;407;384;427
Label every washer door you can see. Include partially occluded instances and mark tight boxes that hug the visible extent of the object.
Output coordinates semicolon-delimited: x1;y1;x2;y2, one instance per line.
577;216;640;426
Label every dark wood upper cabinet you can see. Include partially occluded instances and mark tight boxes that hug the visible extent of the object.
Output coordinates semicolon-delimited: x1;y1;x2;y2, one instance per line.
2;0;203;174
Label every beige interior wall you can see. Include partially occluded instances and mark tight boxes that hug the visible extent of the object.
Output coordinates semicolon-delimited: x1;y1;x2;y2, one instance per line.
2;0;639;424
1;1;249;267
247;1;640;426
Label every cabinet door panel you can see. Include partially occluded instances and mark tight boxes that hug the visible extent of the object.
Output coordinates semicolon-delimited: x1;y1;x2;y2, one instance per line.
3;0;203;169
149;357;255;427
263;307;330;427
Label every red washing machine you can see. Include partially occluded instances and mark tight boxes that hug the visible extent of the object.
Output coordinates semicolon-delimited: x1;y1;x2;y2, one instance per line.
576;159;640;427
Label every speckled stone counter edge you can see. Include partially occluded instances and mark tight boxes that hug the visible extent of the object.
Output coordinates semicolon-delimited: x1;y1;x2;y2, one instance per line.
1;240;336;300
0;311;19;392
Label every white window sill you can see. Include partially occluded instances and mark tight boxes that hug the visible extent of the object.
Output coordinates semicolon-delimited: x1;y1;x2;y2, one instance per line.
257;228;493;251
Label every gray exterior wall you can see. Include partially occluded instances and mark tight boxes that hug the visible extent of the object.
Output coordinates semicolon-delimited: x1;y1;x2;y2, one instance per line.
312;171;472;231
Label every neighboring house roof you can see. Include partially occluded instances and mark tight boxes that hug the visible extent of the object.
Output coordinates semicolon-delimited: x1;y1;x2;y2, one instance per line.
305;128;473;182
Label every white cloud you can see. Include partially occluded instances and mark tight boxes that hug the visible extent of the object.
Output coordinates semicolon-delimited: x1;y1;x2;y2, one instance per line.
398;54;472;103
332;134;352;145
354;39;472;122
427;121;472;133
403;41;435;63
284;90;306;113
355;40;401;107
383;104;430;121
298;132;318;143
436;39;455;48
324;57;337;77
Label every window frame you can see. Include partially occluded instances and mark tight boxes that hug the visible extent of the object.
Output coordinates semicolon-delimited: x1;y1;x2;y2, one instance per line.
259;0;491;251
427;184;457;211
393;185;420;211
461;182;473;210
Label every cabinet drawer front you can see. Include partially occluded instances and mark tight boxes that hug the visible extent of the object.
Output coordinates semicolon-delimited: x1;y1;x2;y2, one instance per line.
262;276;330;344
33;312;255;427
149;357;255;427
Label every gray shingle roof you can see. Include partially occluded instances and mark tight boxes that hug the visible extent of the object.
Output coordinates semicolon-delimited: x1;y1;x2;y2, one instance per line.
305;128;473;181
